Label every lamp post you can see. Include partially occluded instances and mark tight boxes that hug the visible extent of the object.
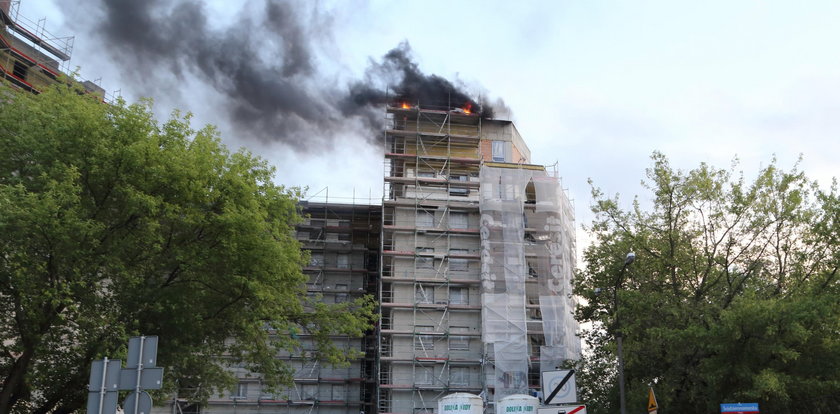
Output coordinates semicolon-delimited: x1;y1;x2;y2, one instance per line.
615;251;635;414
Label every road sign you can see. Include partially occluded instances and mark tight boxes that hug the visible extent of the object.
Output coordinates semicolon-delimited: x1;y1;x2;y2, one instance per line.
647;387;658;414
87;358;122;414
121;336;163;414
720;402;759;413
85;336;164;414
537;405;587;414
124;391;153;414
85;391;118;414
118;367;164;390
125;336;158;368
541;370;577;405
88;359;122;392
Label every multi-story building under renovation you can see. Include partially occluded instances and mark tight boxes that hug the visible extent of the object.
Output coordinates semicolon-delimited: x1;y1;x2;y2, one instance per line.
378;101;579;414
178;101;579;414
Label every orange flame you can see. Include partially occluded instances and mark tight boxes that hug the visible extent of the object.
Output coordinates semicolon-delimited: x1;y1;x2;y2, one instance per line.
463;103;472;115
401;102;410;109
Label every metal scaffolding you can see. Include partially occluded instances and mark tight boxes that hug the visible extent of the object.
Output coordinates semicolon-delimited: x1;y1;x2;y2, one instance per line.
380;101;484;414
379;100;579;414
195;199;381;414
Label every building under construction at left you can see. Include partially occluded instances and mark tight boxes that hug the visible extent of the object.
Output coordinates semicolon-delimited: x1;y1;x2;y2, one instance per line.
178;200;383;414
0;0;103;95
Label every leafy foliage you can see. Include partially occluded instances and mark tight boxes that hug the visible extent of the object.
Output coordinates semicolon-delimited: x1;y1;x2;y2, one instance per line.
575;152;840;414
0;84;375;413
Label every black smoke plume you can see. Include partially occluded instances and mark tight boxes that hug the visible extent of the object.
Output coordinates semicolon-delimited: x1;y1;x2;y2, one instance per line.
86;0;501;151
341;42;496;128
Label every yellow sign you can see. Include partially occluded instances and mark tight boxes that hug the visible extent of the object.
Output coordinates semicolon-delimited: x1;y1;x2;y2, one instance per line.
647;387;658;413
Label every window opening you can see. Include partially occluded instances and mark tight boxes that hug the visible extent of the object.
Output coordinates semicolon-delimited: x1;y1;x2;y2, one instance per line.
449;249;469;271
449;212;469;229
232;382;248;399
449;287;469;305
415;368;435;385
416;247;434;269
449;187;469;197
415;325;434;351
337;254;350;269
331;384;345;400
416;209;435;227
450;326;471;350
450;367;470;386
492;141;506;162
302;384;318;400
12;61;27;80
415;284;434;304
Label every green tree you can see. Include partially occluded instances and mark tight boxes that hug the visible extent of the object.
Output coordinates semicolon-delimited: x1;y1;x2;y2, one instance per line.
575;152;840;414
0;84;375;413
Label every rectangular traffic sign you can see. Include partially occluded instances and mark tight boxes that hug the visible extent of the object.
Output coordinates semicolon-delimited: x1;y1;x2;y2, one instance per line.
88;359;122;392
86;390;118;414
118;367;164;390
720;402;759;413
542;370;577;405
87;358;122;414
125;336;158;368
537;405;586;414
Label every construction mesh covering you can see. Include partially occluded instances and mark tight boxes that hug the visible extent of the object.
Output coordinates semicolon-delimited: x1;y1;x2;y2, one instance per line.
479;165;580;402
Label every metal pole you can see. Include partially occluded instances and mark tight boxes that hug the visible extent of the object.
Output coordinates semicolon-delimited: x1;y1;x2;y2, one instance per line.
98;357;109;414
135;336;145;414
617;333;626;414
615;252;634;414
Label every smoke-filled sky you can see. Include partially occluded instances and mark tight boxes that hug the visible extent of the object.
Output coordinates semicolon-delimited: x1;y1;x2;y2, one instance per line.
17;0;840;251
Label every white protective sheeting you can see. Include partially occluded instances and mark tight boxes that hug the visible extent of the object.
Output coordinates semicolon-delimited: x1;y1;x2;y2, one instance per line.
479;165;579;402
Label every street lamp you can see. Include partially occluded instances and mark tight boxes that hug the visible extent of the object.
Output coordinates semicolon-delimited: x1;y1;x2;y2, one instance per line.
615;251;635;414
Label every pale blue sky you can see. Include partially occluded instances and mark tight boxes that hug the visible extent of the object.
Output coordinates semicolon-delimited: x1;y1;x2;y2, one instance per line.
16;0;840;251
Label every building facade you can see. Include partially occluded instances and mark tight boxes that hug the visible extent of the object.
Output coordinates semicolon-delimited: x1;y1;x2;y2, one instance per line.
164;102;579;414
378;102;579;414
186;201;381;414
1;0;103;95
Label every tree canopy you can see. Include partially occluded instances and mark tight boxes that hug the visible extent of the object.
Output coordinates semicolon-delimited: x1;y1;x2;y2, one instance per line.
0;84;375;414
575;152;840;414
